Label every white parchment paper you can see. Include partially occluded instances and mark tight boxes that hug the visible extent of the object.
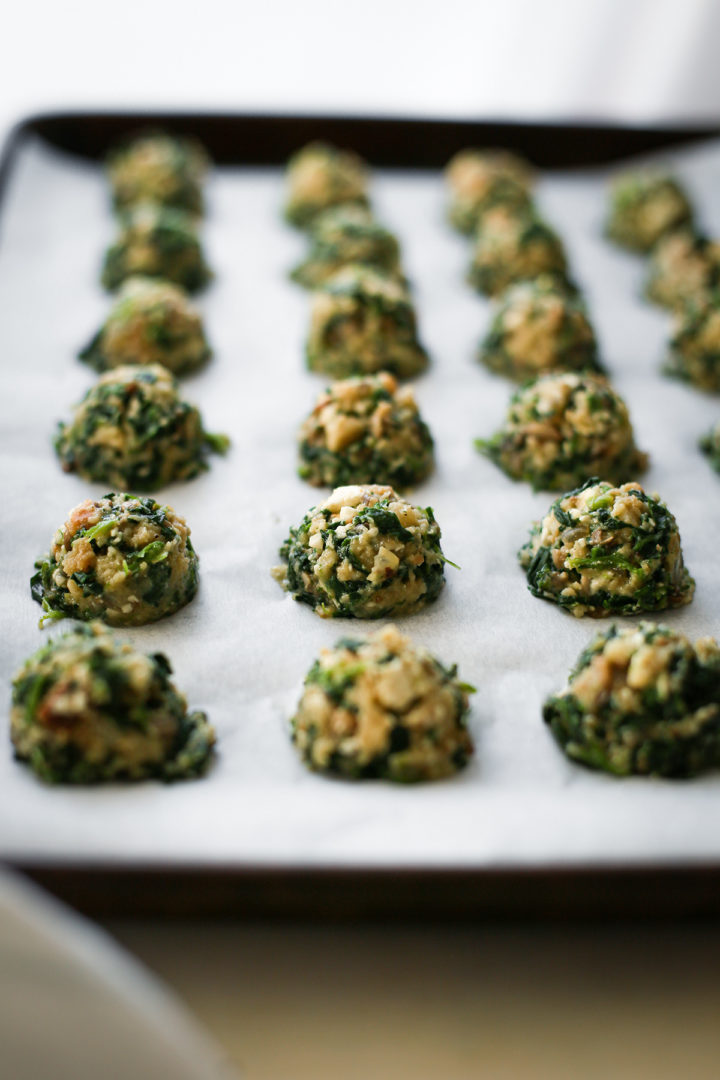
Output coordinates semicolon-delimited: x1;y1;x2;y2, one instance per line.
3;132;720;869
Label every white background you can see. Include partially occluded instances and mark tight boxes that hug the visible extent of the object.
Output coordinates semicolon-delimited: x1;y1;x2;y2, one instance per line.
3;0;720;144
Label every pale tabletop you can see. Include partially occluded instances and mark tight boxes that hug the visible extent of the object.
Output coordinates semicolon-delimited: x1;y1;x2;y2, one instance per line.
106;917;720;1080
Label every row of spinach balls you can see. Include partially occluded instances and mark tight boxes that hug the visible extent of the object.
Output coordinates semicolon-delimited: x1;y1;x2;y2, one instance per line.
13;132;223;784
278;143;471;782
448;147;720;779
11;137;720;789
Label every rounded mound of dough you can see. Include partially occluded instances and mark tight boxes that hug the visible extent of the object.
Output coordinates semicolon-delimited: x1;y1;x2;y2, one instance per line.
306;265;429;379
543;623;720;777
605;170;693;253
274;484;446;618
298;372;434;488
54;364;227;490
79;277;211;376
476;372;648;491
284;141;370;228
479;276;601;380
291;624;474;781
291;205;401;288
101;203;211;293
644;229;720;310
468;207;568;297
10;623;215;784
665;293;720;391
519;479;694;617
106;131;209;214
445;147;534;234
32;493;199;627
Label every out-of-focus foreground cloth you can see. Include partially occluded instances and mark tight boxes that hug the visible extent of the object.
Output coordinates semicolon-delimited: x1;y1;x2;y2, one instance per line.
0;868;237;1080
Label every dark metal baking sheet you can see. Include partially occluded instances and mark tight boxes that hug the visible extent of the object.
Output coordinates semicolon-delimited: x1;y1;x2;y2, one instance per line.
4;111;720;919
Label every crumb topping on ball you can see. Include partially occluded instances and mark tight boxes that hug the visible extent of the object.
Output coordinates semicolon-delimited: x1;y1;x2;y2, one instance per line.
519;478;694;616
274;484;446;618
544;623;720;777
291;624;474;781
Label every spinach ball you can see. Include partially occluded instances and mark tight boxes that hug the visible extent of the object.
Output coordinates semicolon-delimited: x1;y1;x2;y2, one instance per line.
291;204;402;288
298;372;434;489
101;203;211;292
106;130;209;215
519;479;694;617
644;229;720;310
468;206;569;297
306;265;429;379
55;364;228;490
445;147;534;235
274;484;447;619
80;277;211;376
544;623;720;777
476;372;648;491
665;292;720;392
284;141;370;228
605;170;693;253
32;493;199;627
479;276;602;381
10;623;215;784
292;624;474;781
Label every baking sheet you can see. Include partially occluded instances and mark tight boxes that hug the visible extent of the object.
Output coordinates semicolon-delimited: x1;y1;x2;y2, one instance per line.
3;130;720;870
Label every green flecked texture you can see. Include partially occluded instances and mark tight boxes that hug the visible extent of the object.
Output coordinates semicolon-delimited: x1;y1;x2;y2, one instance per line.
79;278;211;377
468;212;570;298
644;230;720;310
284;142;370;228
605;171;693;253
10;624;214;784
298;376;434;489
543;623;720;777
296;661;470;781
445;148;535;235
291;208;402;288
298;436;433;489
664;294;720;392
54;365;228;490
101;205;211;293
518;478;695;617
277;495;446;619
106;131;208;214
479;277;603;381
475;374;647;492
31;493;199;627
287;194;370;231
290;628;474;781
449;176;533;235
306;266;429;379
